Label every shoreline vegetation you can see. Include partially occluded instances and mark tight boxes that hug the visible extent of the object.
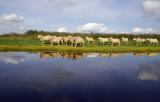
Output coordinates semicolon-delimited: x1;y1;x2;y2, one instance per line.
0;30;160;52
1;45;160;53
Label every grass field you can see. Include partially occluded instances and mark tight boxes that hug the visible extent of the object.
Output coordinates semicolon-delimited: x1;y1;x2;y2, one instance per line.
0;38;160;52
0;35;160;52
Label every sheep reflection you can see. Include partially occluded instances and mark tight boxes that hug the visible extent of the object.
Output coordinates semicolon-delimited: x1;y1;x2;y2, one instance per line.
133;52;158;57
132;52;146;56
40;52;131;59
40;52;84;60
146;53;156;57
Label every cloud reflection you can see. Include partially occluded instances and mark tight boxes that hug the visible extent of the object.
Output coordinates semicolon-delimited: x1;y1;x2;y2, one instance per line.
138;61;160;81
0;52;25;64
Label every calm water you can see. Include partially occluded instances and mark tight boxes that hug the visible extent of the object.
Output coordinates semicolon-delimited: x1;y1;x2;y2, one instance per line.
0;52;160;102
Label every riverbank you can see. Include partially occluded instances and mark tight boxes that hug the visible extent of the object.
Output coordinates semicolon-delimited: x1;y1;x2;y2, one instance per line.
0;45;160;53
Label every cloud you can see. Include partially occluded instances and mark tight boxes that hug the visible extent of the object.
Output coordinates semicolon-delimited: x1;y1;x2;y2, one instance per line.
57;27;67;32
78;23;109;33
49;0;77;9
0;13;27;34
132;27;156;33
142;0;160;19
0;13;24;23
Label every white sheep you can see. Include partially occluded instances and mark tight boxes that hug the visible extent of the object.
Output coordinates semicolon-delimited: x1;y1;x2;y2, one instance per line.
133;37;146;46
109;37;121;46
98;37;110;46
121;37;129;45
73;36;85;47
38;35;52;45
50;36;63;46
60;36;69;45
146;38;159;46
66;35;74;45
86;37;94;44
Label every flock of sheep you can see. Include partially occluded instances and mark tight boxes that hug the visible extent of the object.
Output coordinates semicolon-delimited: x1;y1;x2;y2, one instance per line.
38;35;159;47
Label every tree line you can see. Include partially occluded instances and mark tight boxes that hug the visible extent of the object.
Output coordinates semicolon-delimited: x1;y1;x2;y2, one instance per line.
0;30;160;40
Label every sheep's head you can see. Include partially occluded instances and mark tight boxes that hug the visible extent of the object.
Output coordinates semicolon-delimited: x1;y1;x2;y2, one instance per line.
38;35;41;38
109;37;112;40
133;38;136;40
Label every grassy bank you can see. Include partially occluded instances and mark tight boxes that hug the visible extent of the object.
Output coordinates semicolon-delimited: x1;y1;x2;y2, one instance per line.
0;32;160;52
0;45;160;53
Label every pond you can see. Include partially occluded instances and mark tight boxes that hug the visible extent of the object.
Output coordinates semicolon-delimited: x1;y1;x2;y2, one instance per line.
0;52;160;102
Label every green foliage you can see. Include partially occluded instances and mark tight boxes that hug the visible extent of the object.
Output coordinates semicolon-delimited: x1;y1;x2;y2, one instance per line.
0;30;160;40
0;45;160;52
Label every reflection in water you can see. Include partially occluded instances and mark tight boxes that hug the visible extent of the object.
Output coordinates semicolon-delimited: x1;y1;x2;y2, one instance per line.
146;52;156;57
138;61;160;81
133;52;146;56
40;52;84;60
133;52;158;57
0;52;160;102
39;52;139;59
0;52;159;64
0;52;25;64
84;53;99;58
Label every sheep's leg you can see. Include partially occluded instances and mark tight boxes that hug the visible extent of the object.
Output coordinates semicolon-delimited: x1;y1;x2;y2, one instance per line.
51;42;53;46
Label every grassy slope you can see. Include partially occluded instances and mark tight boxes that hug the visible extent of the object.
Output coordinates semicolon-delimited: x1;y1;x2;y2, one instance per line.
0;38;160;52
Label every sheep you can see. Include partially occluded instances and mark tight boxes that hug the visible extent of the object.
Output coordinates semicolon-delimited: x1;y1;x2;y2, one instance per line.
66;35;74;45
146;38;159;46
121;37;129;45
73;36;85;47
37;35;52;45
50;36;63;46
86;37;94;44
61;37;68;45
133;37;146;46
109;37;121;46
98;37;110;46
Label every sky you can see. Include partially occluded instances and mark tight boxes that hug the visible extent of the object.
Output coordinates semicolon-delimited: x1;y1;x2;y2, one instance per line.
0;0;160;34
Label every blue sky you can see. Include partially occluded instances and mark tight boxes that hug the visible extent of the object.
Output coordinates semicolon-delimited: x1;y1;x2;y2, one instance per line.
0;0;160;34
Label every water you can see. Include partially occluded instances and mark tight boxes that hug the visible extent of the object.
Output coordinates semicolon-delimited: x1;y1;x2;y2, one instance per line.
0;52;160;102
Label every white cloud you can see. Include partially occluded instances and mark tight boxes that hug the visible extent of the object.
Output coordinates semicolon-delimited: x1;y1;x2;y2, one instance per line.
0;13;24;23
0;13;26;34
49;0;77;9
132;27;156;33
142;0;160;19
57;27;67;32
78;23;109;33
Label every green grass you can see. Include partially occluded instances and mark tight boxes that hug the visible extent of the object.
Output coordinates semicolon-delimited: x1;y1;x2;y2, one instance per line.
0;45;160;53
0;38;160;52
